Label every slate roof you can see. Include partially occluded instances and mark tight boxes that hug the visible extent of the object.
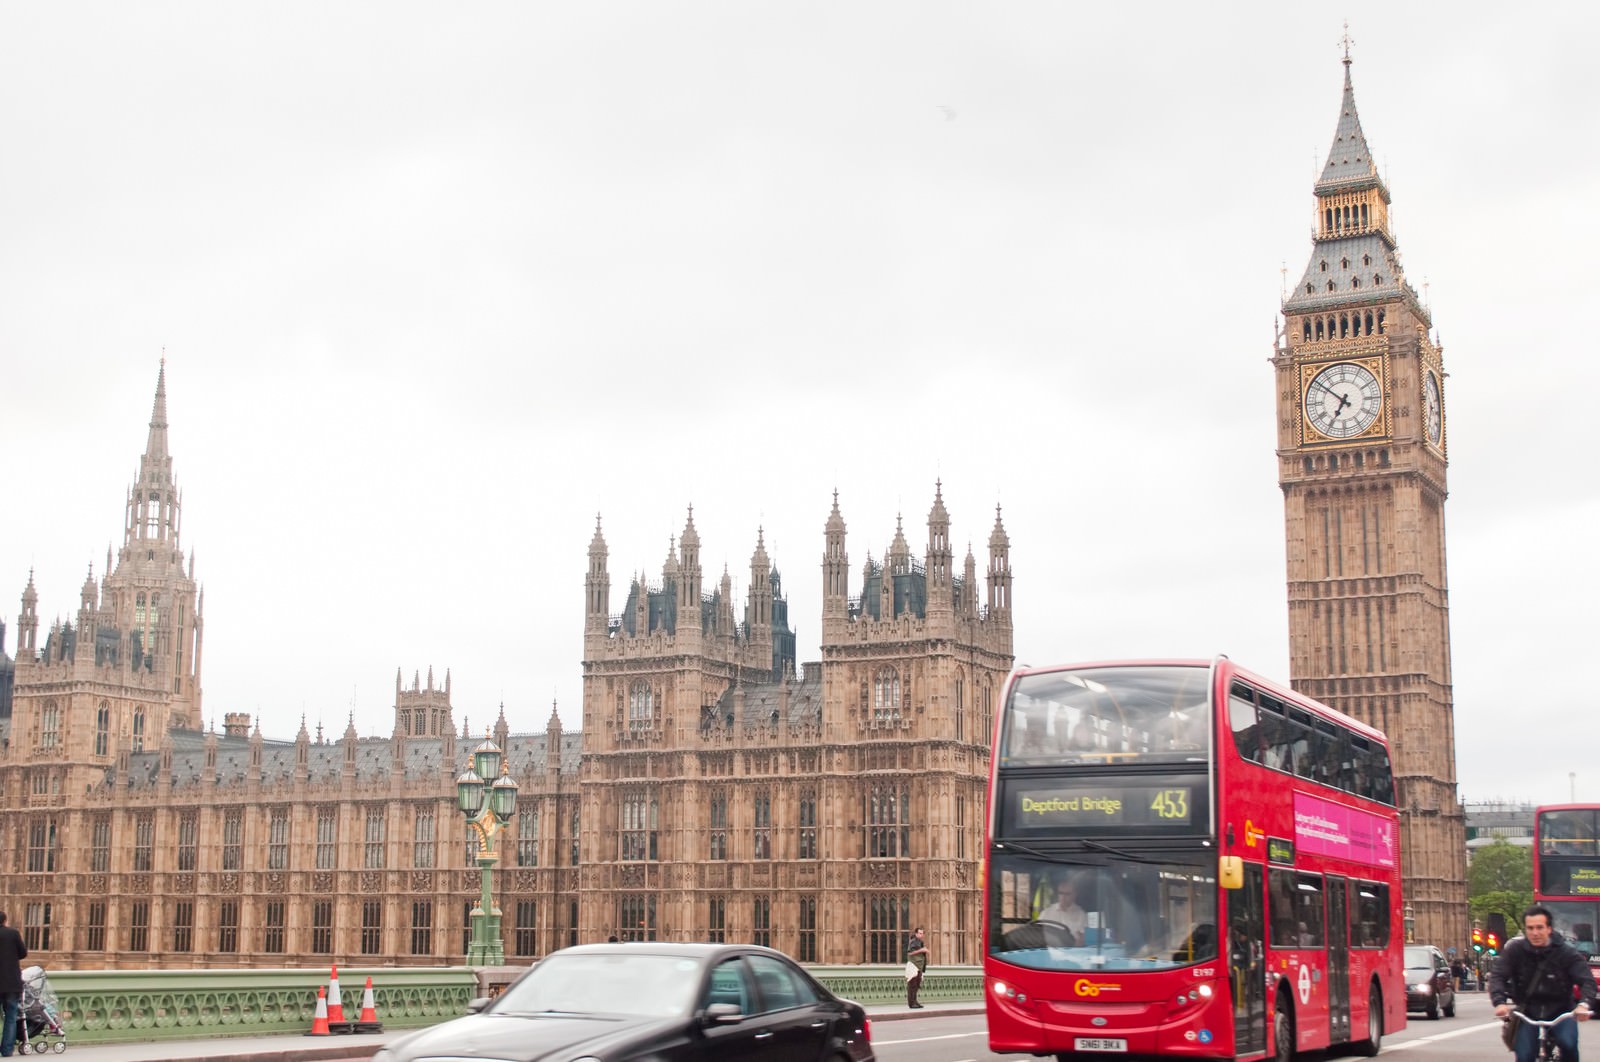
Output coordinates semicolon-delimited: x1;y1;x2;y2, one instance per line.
707;669;823;730
113;727;582;793
1282;234;1408;315
1317;62;1387;196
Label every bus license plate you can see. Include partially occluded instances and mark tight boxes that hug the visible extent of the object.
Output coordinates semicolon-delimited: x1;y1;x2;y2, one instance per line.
1073;1037;1127;1052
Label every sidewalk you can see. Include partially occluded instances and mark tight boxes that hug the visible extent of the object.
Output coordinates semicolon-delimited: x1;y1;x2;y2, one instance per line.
48;1000;985;1062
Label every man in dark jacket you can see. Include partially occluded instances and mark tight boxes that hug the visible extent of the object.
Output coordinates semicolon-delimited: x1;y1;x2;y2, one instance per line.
0;910;27;1058
905;927;928;1009
1491;904;1597;1062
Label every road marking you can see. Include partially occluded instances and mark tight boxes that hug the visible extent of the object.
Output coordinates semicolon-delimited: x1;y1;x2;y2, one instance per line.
874;1029;988;1044
1361;1020;1502;1053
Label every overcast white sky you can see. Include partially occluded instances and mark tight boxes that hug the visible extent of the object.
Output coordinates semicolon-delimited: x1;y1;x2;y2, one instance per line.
2;3;1595;805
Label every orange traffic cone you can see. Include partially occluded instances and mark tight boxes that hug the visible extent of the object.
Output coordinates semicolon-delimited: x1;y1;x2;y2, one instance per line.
305;985;331;1036
327;964;346;1024
326;964;357;1034
355;976;384;1033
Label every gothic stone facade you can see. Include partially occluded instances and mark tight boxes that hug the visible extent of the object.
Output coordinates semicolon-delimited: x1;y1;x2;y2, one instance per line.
578;491;1013;964
1275;57;1468;945
0;368;1011;967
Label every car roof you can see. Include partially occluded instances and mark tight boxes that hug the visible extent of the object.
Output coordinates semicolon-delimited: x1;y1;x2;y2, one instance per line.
548;942;796;961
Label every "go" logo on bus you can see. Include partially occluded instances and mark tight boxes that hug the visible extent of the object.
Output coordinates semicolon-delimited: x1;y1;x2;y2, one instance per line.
1074;979;1121;998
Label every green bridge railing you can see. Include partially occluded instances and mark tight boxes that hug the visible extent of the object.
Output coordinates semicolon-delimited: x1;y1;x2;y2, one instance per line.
45;967;480;1045
43;964;983;1045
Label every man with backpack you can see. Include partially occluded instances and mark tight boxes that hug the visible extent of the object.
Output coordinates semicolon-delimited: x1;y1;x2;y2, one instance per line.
1491;905;1597;1061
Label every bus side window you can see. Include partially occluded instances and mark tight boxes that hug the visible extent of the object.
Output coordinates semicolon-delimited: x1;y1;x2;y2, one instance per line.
1351;880;1389;948
1228;685;1263;763
1365;744;1396;806
1293;873;1326;947
1259;697;1293;773
1286;709;1315;782
1312;718;1345;789
1349;735;1372;797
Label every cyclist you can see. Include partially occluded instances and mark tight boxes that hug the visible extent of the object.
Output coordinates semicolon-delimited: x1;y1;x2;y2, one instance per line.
1491;904;1598;1061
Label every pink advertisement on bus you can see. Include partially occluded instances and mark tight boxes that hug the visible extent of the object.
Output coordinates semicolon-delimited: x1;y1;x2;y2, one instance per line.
1294;792;1396;868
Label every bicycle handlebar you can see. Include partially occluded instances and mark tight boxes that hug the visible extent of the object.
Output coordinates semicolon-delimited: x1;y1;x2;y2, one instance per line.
1509;1005;1590;1028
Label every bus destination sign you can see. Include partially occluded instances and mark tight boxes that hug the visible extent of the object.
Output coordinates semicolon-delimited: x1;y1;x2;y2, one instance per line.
1002;776;1209;836
1543;862;1600;897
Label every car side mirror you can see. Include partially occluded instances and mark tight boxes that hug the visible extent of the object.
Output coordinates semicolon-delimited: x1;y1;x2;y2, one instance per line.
704;1003;743;1024
465;997;492;1014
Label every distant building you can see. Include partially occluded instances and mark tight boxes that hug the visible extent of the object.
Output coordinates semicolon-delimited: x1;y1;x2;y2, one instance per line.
1464;801;1536;851
0;366;1011;967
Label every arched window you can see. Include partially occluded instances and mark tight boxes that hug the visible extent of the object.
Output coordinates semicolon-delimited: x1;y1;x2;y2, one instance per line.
867;786;911;858
873;668;901;721
133;708;146;753
96;703;110;757
628;682;653;730
41;702;61;749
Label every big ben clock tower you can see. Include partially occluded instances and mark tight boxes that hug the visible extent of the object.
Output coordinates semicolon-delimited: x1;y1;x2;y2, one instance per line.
1275;51;1467;947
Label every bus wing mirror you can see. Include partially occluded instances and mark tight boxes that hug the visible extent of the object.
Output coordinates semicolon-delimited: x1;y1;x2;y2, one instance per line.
1219;855;1244;890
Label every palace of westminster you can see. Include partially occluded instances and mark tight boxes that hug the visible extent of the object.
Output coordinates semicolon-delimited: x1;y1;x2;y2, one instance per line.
0;56;1466;970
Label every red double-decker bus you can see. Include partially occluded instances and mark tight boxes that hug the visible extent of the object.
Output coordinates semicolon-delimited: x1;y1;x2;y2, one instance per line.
1534;804;1600;966
984;658;1405;1060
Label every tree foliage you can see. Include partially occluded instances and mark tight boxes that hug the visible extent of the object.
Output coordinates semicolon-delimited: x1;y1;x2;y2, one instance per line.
1468;839;1533;938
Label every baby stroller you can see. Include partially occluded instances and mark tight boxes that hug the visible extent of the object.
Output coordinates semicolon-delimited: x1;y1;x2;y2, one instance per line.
15;965;66;1053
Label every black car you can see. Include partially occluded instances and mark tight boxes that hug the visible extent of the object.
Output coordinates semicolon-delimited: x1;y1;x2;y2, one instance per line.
1404;944;1456;1019
372;942;876;1062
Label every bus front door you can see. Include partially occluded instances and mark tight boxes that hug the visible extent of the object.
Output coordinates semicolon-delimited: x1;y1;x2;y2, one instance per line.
1229;862;1267;1056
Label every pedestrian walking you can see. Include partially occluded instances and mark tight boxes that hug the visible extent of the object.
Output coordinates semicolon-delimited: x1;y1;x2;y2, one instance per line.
905;926;929;1009
0;910;27;1058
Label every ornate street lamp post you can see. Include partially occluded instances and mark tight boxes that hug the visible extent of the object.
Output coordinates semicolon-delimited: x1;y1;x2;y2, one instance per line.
456;734;519;965
1403;903;1416;944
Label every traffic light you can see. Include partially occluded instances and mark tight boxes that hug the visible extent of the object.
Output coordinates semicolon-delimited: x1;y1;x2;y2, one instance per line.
1487;932;1500;956
1473;927;1485;953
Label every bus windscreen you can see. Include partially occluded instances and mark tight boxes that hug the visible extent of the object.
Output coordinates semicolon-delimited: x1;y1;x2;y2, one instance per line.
1000;664;1211;768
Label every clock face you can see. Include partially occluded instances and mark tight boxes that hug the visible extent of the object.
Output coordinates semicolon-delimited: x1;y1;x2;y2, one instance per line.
1423;371;1443;445
1304;362;1383;440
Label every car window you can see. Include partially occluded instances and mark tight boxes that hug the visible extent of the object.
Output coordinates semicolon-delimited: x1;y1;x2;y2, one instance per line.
704;958;751;1013
747;954;817;1011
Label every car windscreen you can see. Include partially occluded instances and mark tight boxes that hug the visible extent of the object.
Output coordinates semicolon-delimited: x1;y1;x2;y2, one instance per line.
493;952;702;1018
1403;947;1434;970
